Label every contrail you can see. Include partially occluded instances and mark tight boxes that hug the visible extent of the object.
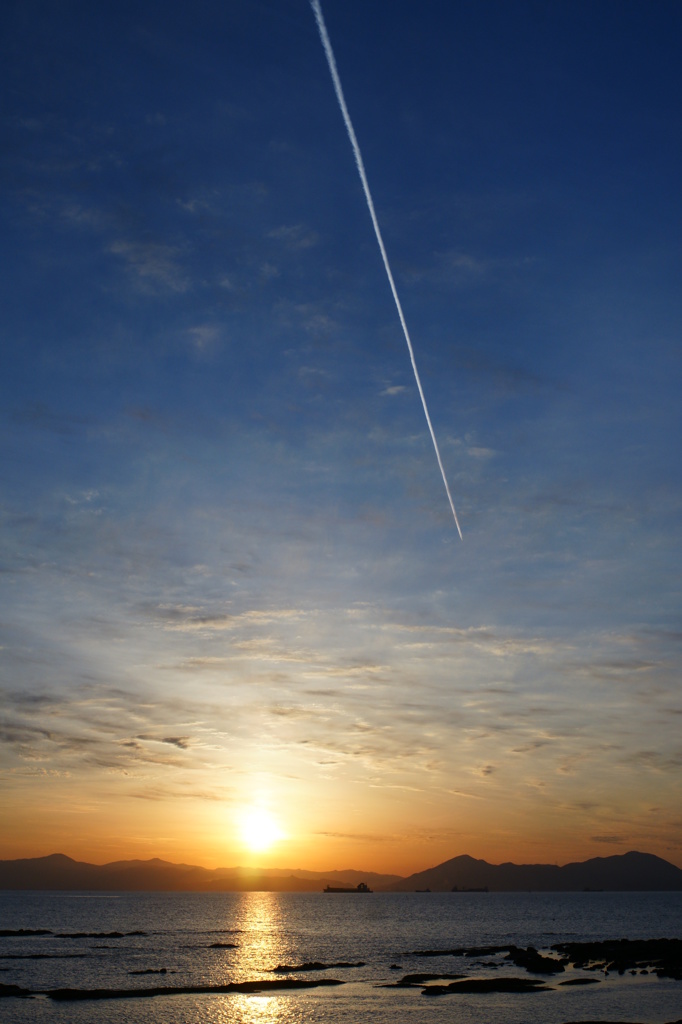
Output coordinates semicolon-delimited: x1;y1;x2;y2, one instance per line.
310;0;463;539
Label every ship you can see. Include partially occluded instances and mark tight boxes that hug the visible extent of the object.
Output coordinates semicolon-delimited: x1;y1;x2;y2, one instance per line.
323;882;372;893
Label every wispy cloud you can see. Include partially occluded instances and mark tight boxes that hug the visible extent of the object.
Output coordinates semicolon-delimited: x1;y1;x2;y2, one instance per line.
136;735;192;750
187;325;222;351
155;605;306;633
11;403;90;435
401;248;533;289
108;239;189;293
267;224;319;250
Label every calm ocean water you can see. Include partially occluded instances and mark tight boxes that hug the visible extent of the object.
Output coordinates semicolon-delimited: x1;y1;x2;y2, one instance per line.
1;890;680;1024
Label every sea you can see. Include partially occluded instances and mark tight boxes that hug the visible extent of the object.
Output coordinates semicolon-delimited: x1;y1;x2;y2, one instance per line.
1;890;681;1024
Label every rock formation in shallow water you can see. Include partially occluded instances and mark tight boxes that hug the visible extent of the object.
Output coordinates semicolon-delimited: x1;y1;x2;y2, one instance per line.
45;978;345;1001
550;938;682;980
422;976;550;996
272;961;364;973
504;945;566;974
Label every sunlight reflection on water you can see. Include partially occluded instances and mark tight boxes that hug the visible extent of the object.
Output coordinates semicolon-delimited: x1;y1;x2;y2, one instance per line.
213;994;289;1024
226;892;287;982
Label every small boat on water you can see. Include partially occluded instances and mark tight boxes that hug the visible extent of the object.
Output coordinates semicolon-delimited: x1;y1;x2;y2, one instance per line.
323;882;372;893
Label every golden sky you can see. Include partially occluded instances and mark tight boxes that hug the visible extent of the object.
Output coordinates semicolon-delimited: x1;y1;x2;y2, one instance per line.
4;609;681;872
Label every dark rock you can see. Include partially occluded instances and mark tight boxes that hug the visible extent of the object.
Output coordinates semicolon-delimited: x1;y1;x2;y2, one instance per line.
272;961;364;973
208;942;238;949
422;976;550;996
0;953;91;960
0;929;52;937
396;973;465;986
46;978;345;1001
412;944;510;958
0;983;32;998
558;977;601;986
56;931;147;939
129;968;170;975
412;942;564;975
551;938;682;981
505;945;566;974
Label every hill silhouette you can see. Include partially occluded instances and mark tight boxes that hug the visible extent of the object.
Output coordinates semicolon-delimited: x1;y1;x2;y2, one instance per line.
389;850;682;891
0;850;680;891
0;854;400;892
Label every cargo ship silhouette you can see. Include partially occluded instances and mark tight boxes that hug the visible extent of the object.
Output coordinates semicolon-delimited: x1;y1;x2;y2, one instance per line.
323;882;372;893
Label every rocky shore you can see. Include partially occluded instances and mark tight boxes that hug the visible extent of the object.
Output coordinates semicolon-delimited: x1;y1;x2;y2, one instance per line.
1;931;680;1014
410;938;682;980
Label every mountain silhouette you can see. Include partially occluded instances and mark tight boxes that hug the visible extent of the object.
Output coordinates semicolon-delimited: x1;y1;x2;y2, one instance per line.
0;850;680;891
389;850;682;891
0;854;400;892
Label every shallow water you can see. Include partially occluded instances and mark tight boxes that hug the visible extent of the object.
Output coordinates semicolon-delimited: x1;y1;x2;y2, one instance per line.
1;890;681;1023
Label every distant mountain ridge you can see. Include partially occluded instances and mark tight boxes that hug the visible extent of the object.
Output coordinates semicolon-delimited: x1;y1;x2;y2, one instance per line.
0;850;680;891
389;850;682;892
0;854;401;892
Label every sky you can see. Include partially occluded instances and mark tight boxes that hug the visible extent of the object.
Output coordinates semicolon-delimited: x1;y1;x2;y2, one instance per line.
1;0;681;875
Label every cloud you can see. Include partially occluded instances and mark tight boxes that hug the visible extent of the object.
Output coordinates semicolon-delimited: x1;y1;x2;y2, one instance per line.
401;248;533;290
155;605;306;633
176;196;212;214
314;831;388;843
387;622;568;658
569;658;658;681
303;662;388;679
187;325;221;351
108;239;189;293
467;446;496;459
453;349;550;395
442;788;485;800
136;735;191;750
268;704;320;721
267;224;319;250
171;657;230;672
511;740;551;754
298;365;332;389
11;403;90;435
628;749;682;772
0;723;54;746
129;785;226;802
230;635;317;662
60;203;108;230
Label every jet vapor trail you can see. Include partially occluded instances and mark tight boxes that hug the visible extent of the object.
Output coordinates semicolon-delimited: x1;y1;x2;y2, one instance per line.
310;0;463;539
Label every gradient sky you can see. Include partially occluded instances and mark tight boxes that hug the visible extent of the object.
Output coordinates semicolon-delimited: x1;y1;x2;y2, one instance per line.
1;0;681;874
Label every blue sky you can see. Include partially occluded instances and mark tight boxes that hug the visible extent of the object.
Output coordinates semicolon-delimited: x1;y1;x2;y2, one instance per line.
1;0;681;871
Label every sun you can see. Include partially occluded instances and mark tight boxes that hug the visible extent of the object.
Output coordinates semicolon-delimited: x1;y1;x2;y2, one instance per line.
239;808;283;852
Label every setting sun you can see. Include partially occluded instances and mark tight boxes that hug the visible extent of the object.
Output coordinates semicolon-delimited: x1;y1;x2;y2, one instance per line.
239;809;283;852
